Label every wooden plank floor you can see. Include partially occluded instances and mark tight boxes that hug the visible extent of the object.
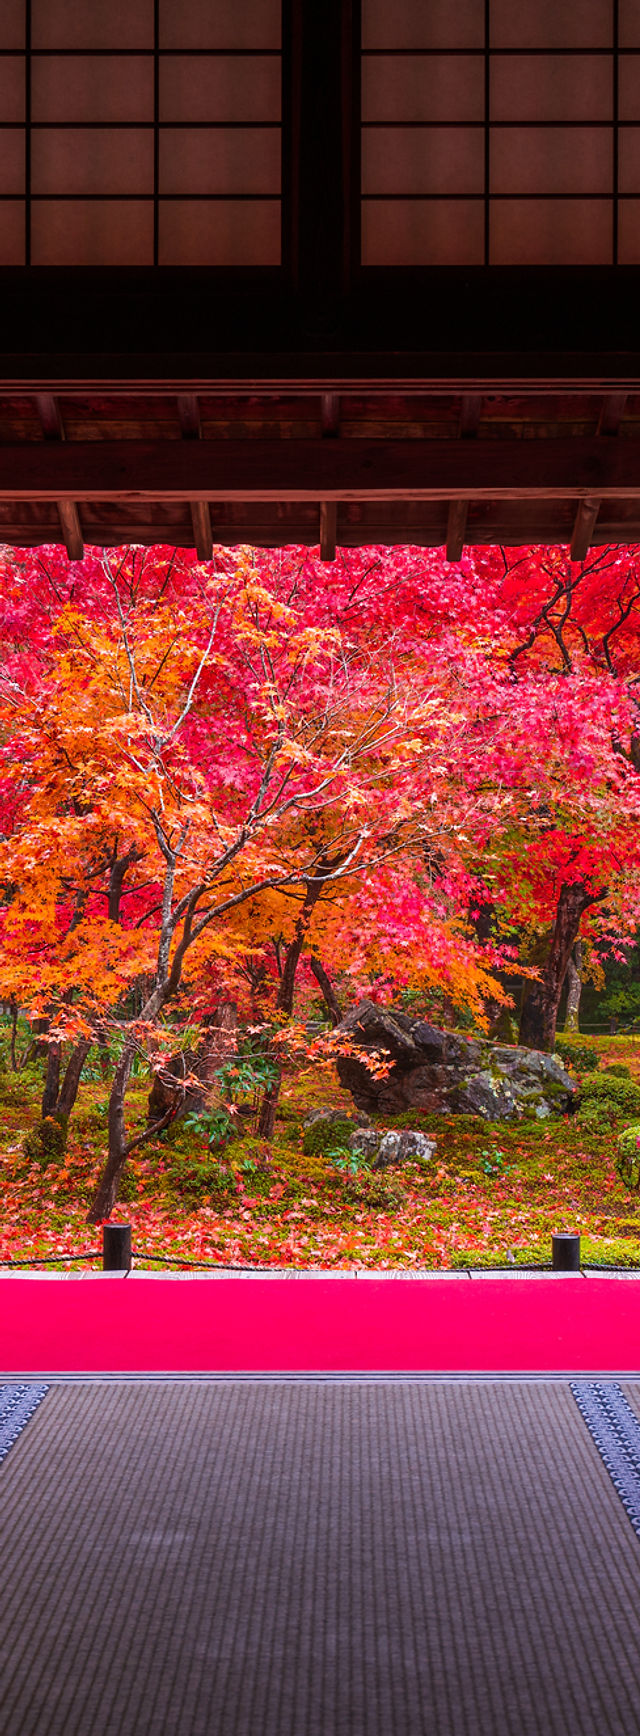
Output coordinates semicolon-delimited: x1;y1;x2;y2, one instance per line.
0;1381;639;1735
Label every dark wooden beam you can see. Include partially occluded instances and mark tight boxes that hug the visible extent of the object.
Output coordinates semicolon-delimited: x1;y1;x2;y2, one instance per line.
446;500;470;563
35;393;84;559
177;392;213;561
3;505;640;551
597;391;628;436
319;502;337;561
570;392;628;561
7;436;640;502
446;395;482;561
6;355;640;394
321;393;341;437
570;497;602;563
35;392;64;440
55;499;85;559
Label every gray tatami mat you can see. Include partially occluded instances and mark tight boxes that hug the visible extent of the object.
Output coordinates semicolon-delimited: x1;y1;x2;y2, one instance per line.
0;1381;639;1736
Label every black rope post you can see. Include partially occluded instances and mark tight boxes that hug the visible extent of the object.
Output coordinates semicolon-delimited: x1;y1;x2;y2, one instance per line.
102;1223;132;1271
552;1232;581;1271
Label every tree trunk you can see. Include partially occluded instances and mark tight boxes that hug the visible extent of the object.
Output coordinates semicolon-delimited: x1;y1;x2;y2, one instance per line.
41;1041;61;1118
257;874;327;1137
472;900;495;944
32;1016;50;1061
309;955;342;1026
518;883;593;1052
86;1038;136;1222
41;1035;92;1122
96;1024;110;1080
257;1080;280;1140
9;1000;18;1073
56;1039;92;1120
146;1001;238;1127
563;941;583;1033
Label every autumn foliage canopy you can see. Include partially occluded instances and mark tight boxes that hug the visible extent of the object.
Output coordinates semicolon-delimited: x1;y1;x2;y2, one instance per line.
0;538;638;1217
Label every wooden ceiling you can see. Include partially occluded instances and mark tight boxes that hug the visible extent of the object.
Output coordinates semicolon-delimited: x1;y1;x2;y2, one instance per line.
0;384;640;561
3;2;640;558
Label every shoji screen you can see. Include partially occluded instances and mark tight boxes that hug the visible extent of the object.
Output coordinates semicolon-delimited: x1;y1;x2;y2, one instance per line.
362;0;640;265
0;0;281;264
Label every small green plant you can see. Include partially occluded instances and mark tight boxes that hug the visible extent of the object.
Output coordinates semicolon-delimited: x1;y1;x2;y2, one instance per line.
333;1151;366;1178
183;1103;234;1152
218;1047;279;1103
102;1030;148;1079
602;1063;632;1079
615;1124;640;1191
479;1146;510;1178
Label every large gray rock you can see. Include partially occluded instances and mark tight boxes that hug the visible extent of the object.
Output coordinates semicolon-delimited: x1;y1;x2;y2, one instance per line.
336;1000;576;1122
369;1129;437;1170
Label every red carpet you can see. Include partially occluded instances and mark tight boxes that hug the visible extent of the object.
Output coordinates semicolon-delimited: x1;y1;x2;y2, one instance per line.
2;1276;640;1373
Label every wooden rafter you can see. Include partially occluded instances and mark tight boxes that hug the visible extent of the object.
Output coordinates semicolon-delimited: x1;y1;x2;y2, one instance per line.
35;393;83;560
177;393;213;561
6;436;640;502
569;393;628;561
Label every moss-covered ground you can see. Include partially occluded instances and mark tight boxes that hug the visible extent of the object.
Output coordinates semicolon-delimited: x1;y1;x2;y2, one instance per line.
1;1035;639;1270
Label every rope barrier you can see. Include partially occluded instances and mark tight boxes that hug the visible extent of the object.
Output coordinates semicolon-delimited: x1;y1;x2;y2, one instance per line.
1;1252;640;1273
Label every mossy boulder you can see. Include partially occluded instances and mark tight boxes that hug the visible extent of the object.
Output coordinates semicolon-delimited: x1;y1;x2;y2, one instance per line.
335;1000;577;1122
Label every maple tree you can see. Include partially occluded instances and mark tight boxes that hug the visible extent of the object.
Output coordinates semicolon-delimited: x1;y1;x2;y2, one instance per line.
0;543;515;1217
0;536;639;1227
488;544;640;1047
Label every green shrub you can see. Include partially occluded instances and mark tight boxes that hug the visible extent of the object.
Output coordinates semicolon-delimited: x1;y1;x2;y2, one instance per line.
238;1156;276;1196
602;1063;632;1079
165;1159;237;1205
0;1061;44;1108
392;1109;442;1133
182;1104;233;1152
339;1174;405;1210
302;1117;354;1159
615;1124;640;1191
282;1116;304;1147
22;1114;68;1165
554;1037;599;1074
578;1074;640;1127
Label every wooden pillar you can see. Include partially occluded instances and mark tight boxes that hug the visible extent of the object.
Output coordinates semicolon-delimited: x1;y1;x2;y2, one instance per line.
177;394;213;561
35;394;83;560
